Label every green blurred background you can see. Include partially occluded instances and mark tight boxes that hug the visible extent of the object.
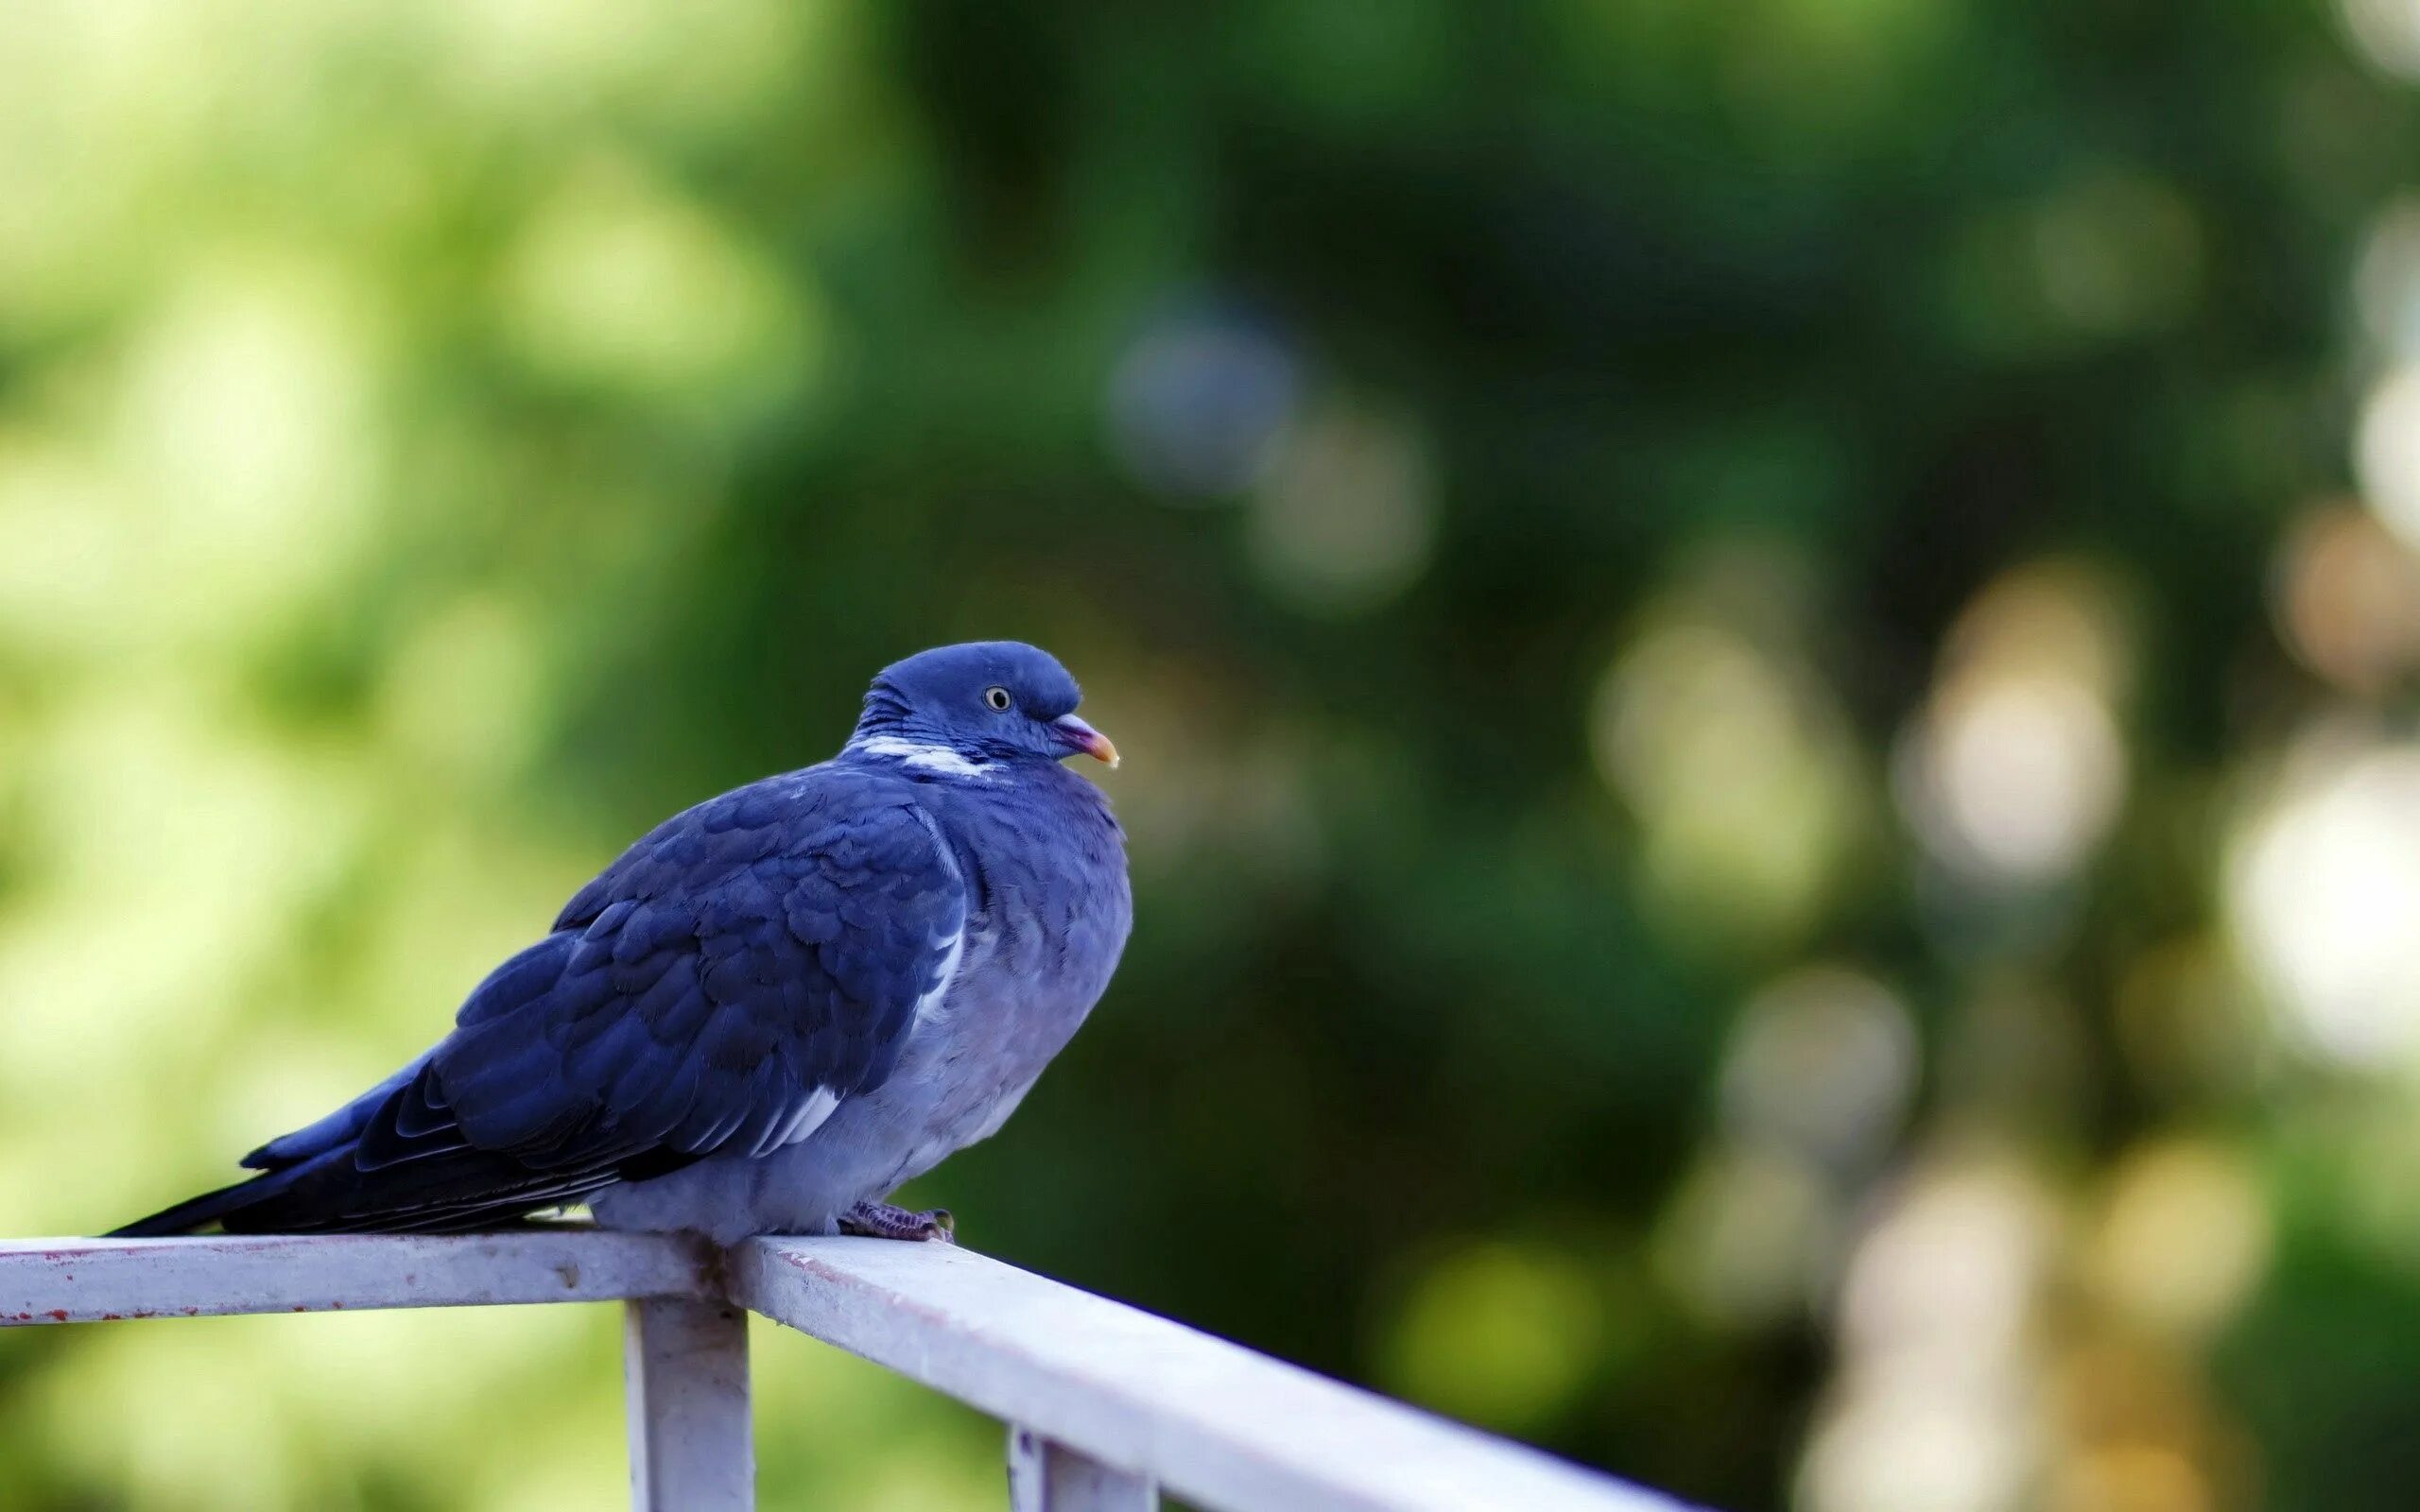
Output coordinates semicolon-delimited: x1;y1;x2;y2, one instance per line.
5;1;2420;1508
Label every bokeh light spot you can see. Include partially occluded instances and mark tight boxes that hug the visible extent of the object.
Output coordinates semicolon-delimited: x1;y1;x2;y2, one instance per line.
2355;365;2420;552
1721;965;1918;1171
2356;198;2420;359
1592;579;1864;949
2087;1138;2271;1338
1654;1143;1836;1330
1380;1241;1603;1432
2342;0;2420;79
2273;505;2420;693
378;598;549;785
1897;562;2133;888
1105;310;1300;500
1803;1156;2056;1512
1246;400;1437;615
496;157;818;405
2228;736;2420;1070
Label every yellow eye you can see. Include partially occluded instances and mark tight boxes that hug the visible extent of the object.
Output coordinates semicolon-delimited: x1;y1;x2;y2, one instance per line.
983;686;1012;712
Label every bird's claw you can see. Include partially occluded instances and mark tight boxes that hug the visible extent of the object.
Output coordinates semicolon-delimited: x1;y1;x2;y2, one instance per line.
840;1199;956;1244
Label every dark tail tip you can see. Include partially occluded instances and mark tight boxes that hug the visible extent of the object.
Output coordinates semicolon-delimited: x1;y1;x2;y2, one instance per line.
106;1177;276;1238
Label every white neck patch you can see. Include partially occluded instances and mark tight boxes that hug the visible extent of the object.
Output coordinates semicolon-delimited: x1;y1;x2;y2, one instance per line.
846;735;995;779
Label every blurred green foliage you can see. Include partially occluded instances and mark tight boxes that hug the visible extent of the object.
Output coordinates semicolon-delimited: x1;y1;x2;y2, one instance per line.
5;2;2420;1509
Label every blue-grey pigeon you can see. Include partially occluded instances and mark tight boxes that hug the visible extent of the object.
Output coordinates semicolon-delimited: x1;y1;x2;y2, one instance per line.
112;642;1131;1245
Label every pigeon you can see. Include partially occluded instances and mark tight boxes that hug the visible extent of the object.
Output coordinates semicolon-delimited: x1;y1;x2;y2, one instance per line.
112;642;1132;1246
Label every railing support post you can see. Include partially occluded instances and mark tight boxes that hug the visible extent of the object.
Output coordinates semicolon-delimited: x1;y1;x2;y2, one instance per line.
1009;1424;1157;1511
626;1296;753;1512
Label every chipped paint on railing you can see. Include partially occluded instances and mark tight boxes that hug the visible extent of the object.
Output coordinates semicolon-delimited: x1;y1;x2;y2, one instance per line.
0;1231;712;1325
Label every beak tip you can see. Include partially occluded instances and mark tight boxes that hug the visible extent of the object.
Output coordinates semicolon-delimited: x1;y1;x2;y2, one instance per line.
1055;714;1120;769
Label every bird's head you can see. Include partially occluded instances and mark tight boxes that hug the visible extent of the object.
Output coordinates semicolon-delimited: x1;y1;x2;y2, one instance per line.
850;642;1119;773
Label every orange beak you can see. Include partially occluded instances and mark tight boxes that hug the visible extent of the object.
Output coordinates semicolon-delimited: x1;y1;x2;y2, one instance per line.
1050;713;1119;767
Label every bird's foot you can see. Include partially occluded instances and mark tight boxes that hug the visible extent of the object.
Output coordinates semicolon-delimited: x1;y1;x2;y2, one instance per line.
840;1199;956;1244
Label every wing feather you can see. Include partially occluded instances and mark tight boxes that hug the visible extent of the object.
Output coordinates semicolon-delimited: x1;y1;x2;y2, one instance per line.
181;768;964;1234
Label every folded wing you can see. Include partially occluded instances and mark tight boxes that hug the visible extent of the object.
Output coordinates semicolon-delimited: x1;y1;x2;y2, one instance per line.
112;770;965;1236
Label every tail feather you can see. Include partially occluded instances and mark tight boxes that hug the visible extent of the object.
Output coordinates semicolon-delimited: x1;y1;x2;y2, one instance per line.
234;1151;620;1233
104;1020;700;1236
108;1162;322;1237
107;1124;685;1237
107;1149;622;1236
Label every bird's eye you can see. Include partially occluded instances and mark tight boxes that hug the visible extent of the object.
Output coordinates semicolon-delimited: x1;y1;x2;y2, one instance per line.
983;686;1012;712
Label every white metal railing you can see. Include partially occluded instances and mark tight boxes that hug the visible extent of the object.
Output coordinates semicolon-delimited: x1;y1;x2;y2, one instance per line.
1;1232;1702;1512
